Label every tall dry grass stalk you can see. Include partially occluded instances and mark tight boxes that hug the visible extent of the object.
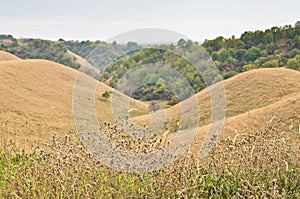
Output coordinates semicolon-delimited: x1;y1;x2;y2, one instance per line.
0;123;299;198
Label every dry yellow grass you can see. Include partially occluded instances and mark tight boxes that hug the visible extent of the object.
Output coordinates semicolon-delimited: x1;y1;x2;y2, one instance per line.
0;59;148;149
191;68;300;153
0;50;20;62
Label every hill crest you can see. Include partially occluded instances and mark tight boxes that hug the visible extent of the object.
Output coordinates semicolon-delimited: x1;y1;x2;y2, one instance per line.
0;50;20;61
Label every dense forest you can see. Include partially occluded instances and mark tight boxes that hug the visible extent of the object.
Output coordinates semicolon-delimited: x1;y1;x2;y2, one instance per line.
203;21;300;74
1;21;300;104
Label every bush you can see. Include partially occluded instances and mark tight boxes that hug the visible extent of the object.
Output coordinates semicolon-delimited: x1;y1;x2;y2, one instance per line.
102;91;111;99
222;70;238;79
244;47;264;62
242;64;257;72
286;48;300;58
168;95;179;106
286;55;300;70
261;59;279;68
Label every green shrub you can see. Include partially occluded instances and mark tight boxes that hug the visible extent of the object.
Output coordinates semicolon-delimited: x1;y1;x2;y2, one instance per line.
261;59;279;68
242;64;257;72
286;55;300;71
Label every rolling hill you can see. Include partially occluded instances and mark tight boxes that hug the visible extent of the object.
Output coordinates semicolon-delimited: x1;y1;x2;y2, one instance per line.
191;68;300;152
133;68;300;153
0;59;148;149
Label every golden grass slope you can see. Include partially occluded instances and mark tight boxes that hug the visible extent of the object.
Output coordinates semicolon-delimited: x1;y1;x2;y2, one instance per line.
136;67;300;125
0;50;20;61
0;59;148;149
191;68;300;153
133;68;300;153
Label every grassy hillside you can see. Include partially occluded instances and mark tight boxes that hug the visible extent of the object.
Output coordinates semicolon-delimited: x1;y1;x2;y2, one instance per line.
131;68;300;153
0;50;20;61
0;59;148;149
0;55;299;154
193;68;300;152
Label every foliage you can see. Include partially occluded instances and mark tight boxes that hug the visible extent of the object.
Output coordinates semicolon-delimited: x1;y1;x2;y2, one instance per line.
62;40;128;71
102;47;207;102
261;59;279;68
244;47;264;62
168;95;179;106
286;55;300;71
0;36;80;70
286;48;300;58
203;21;300;74
102;91;111;99
242;64;257;72
222;70;238;79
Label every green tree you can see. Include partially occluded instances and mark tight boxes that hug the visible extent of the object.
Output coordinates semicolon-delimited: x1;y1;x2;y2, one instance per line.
244;47;264;62
286;55;300;70
211;52;219;61
265;43;276;55
203;36;225;52
203;68;223;86
262;59;279;68
218;48;231;62
126;41;138;50
102;91;111;99
168;95;178;106
242;64;257;72
286;48;300;58
177;39;187;48
222;70;238;79
241;31;255;48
